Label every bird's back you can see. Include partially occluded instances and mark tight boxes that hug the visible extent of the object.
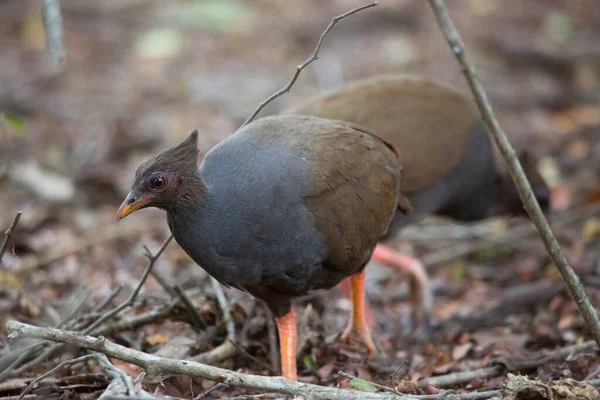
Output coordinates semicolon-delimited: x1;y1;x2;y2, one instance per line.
283;75;480;194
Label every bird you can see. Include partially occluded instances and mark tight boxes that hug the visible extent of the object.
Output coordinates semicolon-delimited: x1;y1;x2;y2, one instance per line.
283;74;551;330
117;115;409;380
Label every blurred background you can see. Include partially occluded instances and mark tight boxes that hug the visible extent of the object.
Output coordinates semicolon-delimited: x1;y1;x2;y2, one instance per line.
1;0;600;397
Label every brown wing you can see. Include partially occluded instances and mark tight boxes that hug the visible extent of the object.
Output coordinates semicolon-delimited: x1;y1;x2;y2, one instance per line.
284;74;479;193
293;117;402;271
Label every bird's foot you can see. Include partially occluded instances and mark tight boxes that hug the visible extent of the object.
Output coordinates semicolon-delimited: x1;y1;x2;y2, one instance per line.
340;322;378;358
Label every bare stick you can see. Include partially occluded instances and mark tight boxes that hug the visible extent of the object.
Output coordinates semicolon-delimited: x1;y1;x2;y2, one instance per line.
193;382;226;399
7;236;175;377
173;283;208;330
83;235;172;334
0;210;22;264
265;308;281;373
427;0;600;347
17;352;132;400
340;371;506;400
241;1;379;127
418;366;503;390
96;285;123;312
417;340;597;389
192;277;237;364
227;339;276;374
41;0;66;64
8;321;410;400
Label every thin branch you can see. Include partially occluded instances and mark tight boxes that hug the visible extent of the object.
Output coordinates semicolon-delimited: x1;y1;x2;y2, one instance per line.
193;382;226;399
96;285;124;312
264;308;281;373
340;371;507;400
239;298;257;344
192;277;236;364
173;283;208;330
7;321;409;400
241;1;379;127
212;277;235;342
83;236;172;334
4;237;174;377
417;340;597;389
41;0;66;64
0;210;22;264
227;339;276;374
17;352;132;400
417;366;503;390
427;0;600;347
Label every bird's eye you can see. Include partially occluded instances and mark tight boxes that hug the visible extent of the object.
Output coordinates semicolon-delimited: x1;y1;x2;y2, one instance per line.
150;175;167;190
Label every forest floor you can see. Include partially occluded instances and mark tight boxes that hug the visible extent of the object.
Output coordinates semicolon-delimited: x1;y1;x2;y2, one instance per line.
1;0;600;399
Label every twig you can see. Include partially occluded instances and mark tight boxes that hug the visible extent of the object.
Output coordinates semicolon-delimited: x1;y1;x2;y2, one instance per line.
91;302;178;337
16;221;156;274
8;321;413;400
192;278;237;364
149;267;178;298
239;298;257;344
446;391;502;400
6;343;62;378
241;1;379;127
340;371;505;400
264;308;281;373
225;395;282;400
227;339;276;374
417;340;598;389
0;289;91;379
421;202;600;267
5;237;174;377
427;0;600;347
0;210;22;264
83;236;172;334
56;288;92;329
417;366;503;389
193;382;226;399
212;277;235;343
173;283;207;330
96;285;124;312
41;0;66;64
17;352;132;400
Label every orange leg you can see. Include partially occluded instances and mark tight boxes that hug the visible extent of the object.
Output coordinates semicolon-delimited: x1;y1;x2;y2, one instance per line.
340;269;378;356
371;243;432;326
339;277;377;329
275;307;297;380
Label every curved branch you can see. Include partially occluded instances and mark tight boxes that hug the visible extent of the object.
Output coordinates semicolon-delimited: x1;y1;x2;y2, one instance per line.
427;0;600;347
241;1;379;127
8;321;402;400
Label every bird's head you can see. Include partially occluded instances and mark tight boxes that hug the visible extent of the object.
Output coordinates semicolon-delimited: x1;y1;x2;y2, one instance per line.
117;131;202;220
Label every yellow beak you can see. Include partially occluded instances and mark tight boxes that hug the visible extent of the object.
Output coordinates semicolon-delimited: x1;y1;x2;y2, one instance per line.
117;192;150;221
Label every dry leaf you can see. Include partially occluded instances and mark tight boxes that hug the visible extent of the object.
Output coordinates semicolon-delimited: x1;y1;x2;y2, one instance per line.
146;332;169;346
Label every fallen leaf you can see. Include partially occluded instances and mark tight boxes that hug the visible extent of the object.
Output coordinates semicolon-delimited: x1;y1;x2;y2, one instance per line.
146;332;169;346
582;218;600;242
452;342;473;361
349;378;378;392
302;355;319;373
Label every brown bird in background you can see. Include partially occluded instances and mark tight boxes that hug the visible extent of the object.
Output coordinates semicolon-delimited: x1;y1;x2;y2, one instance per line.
117;115;408;380
284;74;551;334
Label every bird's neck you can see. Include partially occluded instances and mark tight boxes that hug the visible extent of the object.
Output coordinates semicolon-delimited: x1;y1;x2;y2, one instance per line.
167;171;207;212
